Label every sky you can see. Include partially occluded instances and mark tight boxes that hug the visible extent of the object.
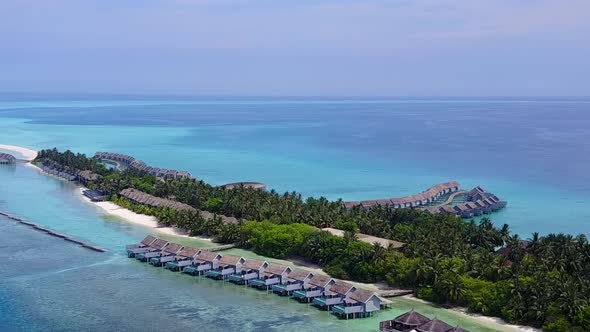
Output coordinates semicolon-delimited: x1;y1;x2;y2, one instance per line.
0;0;589;97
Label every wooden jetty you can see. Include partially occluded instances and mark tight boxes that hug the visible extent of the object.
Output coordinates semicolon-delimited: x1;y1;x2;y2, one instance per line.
0;211;106;253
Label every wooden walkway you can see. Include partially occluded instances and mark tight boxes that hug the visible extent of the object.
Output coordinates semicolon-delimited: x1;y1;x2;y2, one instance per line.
206;244;236;252
0;211;106;253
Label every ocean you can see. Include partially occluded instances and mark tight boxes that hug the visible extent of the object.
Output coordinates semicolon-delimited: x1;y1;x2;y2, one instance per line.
1;96;588;331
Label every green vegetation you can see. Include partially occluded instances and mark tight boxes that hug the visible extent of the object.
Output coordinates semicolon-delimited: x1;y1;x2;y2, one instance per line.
37;148;590;331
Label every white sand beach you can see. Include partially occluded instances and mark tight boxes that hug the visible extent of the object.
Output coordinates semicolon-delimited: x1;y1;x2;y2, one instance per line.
77;188;213;241
0;144;38;161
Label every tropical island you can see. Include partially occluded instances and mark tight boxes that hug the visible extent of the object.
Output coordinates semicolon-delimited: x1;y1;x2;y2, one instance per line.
29;147;590;331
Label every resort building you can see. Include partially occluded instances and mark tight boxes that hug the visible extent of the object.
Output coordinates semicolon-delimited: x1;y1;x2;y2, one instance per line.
344;181;460;209
379;310;470;332
229;259;269;285
149;242;184;267
312;281;355;310
182;251;222;276
82;189;107;202
0;152;17;165
165;247;202;271
94;151;192;179
135;238;170;262
126;235;158;257
293;274;336;303
272;268;314;296
250;264;293;290
126;236;383;319
205;255;245;280
333;288;383;319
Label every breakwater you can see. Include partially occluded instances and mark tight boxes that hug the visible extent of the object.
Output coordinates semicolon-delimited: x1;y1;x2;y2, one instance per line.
0;211;106;253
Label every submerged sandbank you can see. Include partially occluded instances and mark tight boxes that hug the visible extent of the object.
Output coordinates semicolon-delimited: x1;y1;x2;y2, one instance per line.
0;144;38;161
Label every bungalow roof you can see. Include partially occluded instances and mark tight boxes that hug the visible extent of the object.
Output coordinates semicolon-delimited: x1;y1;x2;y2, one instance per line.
416;318;454;332
349;288;379;303
286;269;313;282
140;235;157;246
242;259;268;271
308;274;334;288
394;310;431;326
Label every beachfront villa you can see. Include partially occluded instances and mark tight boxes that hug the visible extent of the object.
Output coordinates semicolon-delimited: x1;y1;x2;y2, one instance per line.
0;152;17;165
271;268;314;296
164;247;202;271
379;310;469;332
229;259;269;285
149;242;185;267
182;251;222;276
293;274;336;303
206;255;246;280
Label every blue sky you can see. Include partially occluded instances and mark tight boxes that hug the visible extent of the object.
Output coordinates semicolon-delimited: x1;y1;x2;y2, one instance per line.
1;0;589;96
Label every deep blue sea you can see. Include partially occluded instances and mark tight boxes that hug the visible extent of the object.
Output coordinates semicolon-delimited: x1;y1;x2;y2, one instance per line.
1;96;588;331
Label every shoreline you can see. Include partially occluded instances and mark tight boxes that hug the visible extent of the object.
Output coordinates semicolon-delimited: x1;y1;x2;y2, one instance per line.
0;144;38;161
2;143;537;332
77;188;214;242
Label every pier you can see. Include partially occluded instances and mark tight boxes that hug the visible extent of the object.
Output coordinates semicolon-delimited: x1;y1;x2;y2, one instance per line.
0;211;106;253
127;235;384;320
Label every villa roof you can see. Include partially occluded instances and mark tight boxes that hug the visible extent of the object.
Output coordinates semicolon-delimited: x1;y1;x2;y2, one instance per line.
349;288;379;303
416;318;454;332
327;281;355;295
196;251;220;262
140;235;157;246
345;181;460;208
177;247;201;258
163;243;184;254
264;264;290;276
219;255;244;266
151;239;169;250
308;274;334;288
394;310;431;326
286;269;313;282
242;259;267;271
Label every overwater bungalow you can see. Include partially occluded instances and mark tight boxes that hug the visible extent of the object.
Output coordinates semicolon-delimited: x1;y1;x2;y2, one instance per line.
0;152;17;165
333;288;382;319
165;247;202;271
345;181;460;209
182;251;222;276
379;310;431;332
272;269;314;296
312;281;355;310
136;238;170;262
229;259;269;285
464;202;482;216
205;255;245;280
95;151;192;179
250;264;292;290
292;274;335;303
149;242;184;267
126;235;158;257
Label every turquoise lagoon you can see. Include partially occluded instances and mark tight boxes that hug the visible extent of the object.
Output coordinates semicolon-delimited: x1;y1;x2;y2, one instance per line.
1;97;589;331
